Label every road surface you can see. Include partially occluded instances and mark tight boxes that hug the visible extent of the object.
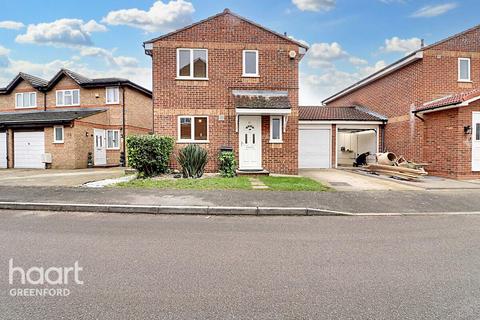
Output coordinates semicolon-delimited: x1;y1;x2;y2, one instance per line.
0;210;479;319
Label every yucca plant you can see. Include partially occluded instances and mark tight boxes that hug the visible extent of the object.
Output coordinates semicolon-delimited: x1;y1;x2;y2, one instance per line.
177;144;208;178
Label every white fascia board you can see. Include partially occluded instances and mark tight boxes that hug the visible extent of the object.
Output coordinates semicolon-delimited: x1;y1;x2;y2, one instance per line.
323;51;424;104
299;120;384;125
236;108;291;115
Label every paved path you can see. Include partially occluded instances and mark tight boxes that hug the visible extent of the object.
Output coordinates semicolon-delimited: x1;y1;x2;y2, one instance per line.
1;186;480;214
0;168;125;186
1;210;479;319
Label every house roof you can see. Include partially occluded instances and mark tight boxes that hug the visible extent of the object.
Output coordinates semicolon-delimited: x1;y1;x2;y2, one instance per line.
233;90;291;109
0;108;107;127
415;88;480;113
143;8;309;50
299;106;388;122
0;72;49;94
46;69;152;96
323;24;480;104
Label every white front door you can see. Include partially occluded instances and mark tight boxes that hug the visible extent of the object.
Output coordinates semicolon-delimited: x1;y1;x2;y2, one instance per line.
472;112;480;171
239;116;262;170
0;132;6;168
94;129;107;166
14;131;45;169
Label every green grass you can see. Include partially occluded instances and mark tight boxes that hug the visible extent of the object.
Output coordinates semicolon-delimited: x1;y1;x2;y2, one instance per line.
116;175;329;192
116;176;252;190
259;176;329;191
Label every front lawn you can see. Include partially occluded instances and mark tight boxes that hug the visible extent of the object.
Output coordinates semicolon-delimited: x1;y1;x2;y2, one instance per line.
117;175;329;192
259;176;330;191
116;176;252;190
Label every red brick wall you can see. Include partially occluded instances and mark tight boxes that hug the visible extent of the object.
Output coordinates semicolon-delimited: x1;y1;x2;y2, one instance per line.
150;12;301;174
326;26;480;177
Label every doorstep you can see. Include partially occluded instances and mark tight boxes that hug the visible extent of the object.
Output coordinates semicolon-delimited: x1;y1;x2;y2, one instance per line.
236;169;270;176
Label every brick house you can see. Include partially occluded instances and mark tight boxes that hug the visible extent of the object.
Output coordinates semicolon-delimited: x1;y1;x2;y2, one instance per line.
0;69;152;169
316;25;480;179
144;9;308;174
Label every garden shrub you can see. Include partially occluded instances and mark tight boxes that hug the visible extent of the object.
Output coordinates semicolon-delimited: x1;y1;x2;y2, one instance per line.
126;135;175;178
177;144;208;178
219;151;236;177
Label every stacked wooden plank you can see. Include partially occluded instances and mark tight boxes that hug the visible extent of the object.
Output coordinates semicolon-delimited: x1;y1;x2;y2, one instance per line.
364;153;428;181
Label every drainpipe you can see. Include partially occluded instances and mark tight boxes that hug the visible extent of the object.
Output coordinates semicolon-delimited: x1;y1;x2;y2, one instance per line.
121;85;126;167
43;90;47;111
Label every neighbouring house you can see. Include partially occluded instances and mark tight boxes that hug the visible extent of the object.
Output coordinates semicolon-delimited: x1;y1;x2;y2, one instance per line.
144;8;308;174
309;24;480;179
0;69;152;169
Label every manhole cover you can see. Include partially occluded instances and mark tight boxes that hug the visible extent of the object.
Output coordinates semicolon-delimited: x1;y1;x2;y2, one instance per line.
329;182;351;186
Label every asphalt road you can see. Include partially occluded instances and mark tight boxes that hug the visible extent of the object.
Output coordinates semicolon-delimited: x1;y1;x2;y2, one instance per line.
0;210;479;319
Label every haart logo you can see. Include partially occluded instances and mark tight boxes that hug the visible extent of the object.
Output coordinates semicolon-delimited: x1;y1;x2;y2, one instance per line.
8;259;84;297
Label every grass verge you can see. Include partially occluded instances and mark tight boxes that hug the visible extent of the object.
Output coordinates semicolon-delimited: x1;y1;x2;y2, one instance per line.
259;176;329;191
116;176;252;190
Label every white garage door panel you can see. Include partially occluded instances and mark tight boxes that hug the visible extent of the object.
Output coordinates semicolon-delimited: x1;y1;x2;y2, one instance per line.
299;129;331;169
14;131;45;169
0;132;6;168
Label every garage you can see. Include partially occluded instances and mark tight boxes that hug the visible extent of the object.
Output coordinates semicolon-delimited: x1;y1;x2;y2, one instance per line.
299;106;387;169
0;132;6;168
14;131;45;169
299;125;331;168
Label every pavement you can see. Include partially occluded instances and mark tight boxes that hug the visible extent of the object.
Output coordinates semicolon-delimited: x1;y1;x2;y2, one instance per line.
1;186;480;215
300;168;422;191
0;168;125;187
1;210;479;319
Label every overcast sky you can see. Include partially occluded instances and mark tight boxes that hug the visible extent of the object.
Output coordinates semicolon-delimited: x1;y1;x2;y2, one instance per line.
0;0;478;105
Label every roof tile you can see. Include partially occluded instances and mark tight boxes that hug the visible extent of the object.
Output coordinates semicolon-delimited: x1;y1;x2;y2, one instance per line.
299;106;387;121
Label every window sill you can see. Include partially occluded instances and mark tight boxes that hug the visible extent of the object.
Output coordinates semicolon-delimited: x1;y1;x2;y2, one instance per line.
242;74;260;78
269;140;283;144
106;102;120;105
15;106;37;109
56;105;81;107
53;141;64;144
177;140;209;144
176;77;209;81
107;148;120;151
458;80;473;83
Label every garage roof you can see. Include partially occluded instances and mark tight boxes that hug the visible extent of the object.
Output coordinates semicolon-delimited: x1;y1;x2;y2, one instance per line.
299;106;387;122
0;108;107;126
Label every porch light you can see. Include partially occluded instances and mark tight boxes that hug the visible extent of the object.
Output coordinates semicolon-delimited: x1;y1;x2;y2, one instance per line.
464;125;472;134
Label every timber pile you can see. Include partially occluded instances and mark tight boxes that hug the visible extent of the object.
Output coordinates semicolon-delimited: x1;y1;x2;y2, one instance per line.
365;153;428;181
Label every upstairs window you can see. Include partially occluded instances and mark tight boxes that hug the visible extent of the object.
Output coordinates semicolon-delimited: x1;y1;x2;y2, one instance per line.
178;116;208;142
243;50;259;77
56;89;80;106
15;92;36;108
458;58;471;82
177;49;208;79
106;87;120;104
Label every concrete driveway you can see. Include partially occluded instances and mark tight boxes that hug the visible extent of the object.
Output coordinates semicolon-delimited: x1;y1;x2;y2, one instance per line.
0;168;125;187
300;169;423;191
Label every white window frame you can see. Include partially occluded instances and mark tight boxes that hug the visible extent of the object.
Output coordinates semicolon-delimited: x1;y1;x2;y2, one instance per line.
56;89;80;107
458;58;471;82
176;48;209;80
53;126;64;144
15;92;37;109
269;116;283;143
106;87;120;105
242;50;259;77
177;116;209;143
106;129;120;150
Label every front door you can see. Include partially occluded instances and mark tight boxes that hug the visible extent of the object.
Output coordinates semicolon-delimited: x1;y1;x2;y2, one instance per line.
473;112;480;171
94;129;106;166
239;116;262;170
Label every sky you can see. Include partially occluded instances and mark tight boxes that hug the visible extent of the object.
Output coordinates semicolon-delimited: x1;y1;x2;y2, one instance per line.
0;0;479;105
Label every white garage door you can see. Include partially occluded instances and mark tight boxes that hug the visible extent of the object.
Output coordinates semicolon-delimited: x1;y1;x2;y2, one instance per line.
299;128;331;169
14;131;45;169
0;132;6;168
